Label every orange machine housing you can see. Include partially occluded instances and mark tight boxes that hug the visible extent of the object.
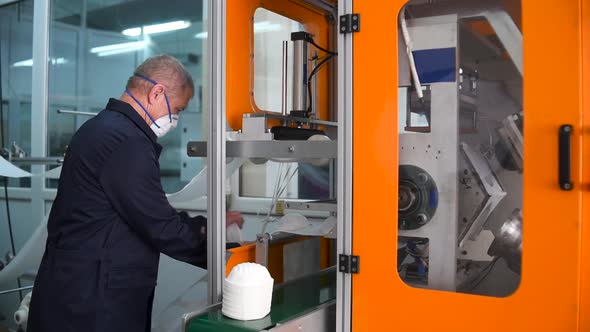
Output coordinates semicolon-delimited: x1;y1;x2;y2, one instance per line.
226;238;332;283
353;0;587;331
226;0;334;130
581;0;589;330
225;0;590;330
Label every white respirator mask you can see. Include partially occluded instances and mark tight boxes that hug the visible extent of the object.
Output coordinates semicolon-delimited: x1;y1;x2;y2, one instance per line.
150;114;179;138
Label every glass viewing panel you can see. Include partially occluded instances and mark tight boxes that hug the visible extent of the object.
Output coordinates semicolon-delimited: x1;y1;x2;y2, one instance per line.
240;9;330;201
48;0;207;193
0;1;34;188
253;8;304;113
396;0;523;297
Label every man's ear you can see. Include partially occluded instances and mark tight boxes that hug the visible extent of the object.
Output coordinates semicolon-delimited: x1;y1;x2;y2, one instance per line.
147;84;165;105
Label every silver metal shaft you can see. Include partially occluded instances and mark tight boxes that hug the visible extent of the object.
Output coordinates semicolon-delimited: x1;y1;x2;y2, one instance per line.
0;285;34;296
292;39;308;112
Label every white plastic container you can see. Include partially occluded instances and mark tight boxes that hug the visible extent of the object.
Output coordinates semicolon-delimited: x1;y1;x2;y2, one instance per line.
222;262;274;320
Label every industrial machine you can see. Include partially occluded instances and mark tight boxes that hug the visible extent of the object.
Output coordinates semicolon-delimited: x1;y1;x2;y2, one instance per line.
181;0;590;331
0;0;585;330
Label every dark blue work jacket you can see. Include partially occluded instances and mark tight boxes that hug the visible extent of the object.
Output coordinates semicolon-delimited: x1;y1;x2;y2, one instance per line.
27;98;207;332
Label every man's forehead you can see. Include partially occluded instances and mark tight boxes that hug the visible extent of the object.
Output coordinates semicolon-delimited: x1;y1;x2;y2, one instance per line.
178;90;193;108
185;87;195;99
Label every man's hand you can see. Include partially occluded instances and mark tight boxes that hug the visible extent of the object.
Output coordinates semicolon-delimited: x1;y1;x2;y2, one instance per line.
226;211;244;229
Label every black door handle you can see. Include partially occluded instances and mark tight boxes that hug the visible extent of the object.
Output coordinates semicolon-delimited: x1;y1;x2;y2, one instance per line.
559;125;573;190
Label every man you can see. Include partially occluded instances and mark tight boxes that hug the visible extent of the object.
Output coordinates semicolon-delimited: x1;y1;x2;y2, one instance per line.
27;55;242;332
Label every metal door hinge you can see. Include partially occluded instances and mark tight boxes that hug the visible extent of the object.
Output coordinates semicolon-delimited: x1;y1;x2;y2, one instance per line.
339;14;360;34
339;254;360;274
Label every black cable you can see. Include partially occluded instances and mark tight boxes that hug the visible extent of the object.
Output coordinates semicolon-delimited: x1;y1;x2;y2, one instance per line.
0;27;23;300
306;54;336;114
309;39;337;56
2;180;15;260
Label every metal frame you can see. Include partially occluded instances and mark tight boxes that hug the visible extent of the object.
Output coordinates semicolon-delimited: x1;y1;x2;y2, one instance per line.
30;0;51;224
243;112;338;127
187;140;337;159
182;303;222;332
207;0;227;305
473;10;522;76
74;0;88;131
398;15;460;291
458;142;506;247
255;232;300;268
0;285;34;296
398;83;460;291
336;0;353;331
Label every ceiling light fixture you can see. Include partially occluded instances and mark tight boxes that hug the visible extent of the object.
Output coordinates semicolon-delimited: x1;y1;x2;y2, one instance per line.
122;20;191;37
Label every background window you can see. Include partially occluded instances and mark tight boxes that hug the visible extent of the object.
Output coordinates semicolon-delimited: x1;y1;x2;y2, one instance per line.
48;0;207;193
0;1;35;188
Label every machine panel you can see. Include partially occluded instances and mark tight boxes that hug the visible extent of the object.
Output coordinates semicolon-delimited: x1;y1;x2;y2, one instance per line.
352;0;584;330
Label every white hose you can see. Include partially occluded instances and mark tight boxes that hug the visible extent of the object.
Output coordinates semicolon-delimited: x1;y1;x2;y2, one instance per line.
399;7;424;99
14;291;32;327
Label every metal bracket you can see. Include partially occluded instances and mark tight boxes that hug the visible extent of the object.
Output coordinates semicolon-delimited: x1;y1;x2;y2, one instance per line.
187;140;337;159
339;14;360;34
338;254;359;274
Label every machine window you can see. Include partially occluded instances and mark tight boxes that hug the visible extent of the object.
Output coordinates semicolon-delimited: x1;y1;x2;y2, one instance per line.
252;8;304;113
396;0;523;297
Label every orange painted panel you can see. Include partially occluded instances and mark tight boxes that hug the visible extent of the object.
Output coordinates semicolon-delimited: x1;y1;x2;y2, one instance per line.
226;244;257;277
580;0;590;330
226;0;333;131
353;0;583;331
503;0;522;29
225;238;332;282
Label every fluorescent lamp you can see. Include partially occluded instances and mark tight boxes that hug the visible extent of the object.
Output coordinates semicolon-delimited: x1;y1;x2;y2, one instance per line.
144;20;190;34
90;40;150;57
122;20;191;37
50;58;67;65
12;57;67;67
12;59;33;67
194;21;282;39
194;31;208;39
121;27;142;37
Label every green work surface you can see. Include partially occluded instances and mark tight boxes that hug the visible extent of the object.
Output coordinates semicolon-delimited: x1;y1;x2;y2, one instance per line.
186;269;336;332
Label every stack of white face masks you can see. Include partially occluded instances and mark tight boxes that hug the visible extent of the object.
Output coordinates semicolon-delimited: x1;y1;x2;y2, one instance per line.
222;262;274;320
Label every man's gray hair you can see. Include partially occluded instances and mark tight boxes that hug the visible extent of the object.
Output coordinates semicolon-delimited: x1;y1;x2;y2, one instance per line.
126;55;194;97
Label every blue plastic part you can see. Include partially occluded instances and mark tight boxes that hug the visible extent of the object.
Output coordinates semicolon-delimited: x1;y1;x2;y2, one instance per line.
429;189;438;210
412;47;456;83
418;259;426;276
